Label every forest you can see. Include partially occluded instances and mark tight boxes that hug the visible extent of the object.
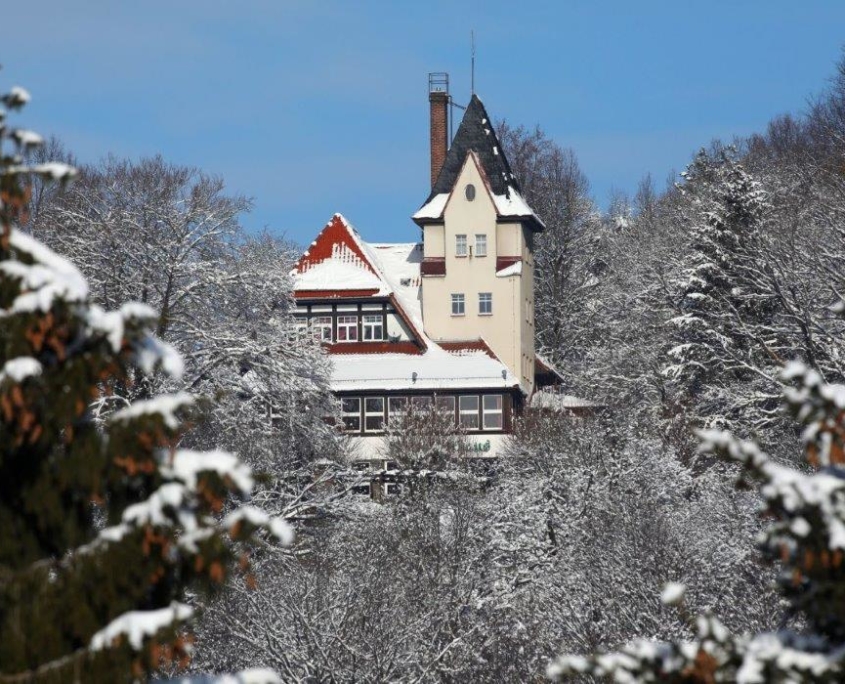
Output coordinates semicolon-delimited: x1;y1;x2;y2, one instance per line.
3;51;845;683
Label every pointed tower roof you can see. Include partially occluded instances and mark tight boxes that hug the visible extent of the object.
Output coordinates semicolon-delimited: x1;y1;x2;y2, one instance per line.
431;95;516;198
414;94;544;230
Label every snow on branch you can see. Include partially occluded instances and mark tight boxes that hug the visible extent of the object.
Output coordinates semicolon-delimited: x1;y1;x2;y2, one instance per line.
90;602;193;652
0;228;88;313
111;392;195;430
0;357;42;384
161;449;254;495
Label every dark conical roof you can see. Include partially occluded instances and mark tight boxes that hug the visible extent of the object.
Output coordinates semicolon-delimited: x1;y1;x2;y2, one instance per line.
427;94;519;202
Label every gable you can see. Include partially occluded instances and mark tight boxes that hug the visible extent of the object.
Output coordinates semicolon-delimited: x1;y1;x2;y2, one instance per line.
292;214;386;294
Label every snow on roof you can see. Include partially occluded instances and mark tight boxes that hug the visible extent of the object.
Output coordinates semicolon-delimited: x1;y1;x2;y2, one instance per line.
331;343;517;392
368;242;424;333
293;214;389;294
412;193;449;221
496;260;523;277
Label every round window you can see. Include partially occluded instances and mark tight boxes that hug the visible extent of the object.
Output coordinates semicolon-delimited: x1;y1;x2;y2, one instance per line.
465;183;476;201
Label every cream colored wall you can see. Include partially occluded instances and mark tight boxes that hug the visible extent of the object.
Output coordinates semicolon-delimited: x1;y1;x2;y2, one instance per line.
424;224;445;258
421;155;535;394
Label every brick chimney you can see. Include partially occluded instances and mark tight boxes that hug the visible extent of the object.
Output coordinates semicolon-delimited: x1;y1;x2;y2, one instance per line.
428;73;449;189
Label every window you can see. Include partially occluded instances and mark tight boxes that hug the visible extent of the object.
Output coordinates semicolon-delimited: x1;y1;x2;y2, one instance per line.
483;394;503;430
465;183;476;201
312;316;332;342
388;396;408;419
364;396;385;432
475;234;487;257
456;234;467;257
362;314;384;341
451;294;465;316
409;396;431;411
479;292;492;315
337;315;358;342
341;397;361;432
435;395;456;424
459;395;479;430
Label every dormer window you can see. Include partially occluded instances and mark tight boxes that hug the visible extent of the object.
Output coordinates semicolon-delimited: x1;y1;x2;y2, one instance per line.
465;184;476;201
455;234;467;257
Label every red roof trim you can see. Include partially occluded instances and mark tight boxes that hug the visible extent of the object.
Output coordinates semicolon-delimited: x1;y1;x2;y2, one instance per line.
421;257;446;276
294;213;380;276
439;339;498;359
496;256;521;272
295;289;380;299
327;341;423;355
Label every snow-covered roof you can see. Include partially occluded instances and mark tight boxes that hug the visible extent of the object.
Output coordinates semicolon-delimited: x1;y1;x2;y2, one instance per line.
292;214;392;295
331;343;517;392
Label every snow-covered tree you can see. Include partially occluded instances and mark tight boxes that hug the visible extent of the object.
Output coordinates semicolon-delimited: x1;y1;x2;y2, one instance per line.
381;401;470;470
0;81;289;682
664;148;783;434
24;152;340;489
549;361;845;682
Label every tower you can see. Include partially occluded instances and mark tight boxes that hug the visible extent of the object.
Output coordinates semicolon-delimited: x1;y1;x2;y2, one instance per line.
413;80;544;395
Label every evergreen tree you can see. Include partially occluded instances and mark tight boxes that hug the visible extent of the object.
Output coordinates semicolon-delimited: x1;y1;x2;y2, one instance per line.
665;149;781;433
0;83;289;682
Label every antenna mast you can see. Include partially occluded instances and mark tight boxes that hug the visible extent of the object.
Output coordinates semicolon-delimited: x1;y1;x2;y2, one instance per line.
471;30;476;95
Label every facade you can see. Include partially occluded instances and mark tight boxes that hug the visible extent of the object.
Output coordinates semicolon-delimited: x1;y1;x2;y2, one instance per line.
291;77;549;460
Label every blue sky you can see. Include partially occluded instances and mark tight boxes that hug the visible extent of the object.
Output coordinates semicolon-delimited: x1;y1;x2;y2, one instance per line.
4;1;845;245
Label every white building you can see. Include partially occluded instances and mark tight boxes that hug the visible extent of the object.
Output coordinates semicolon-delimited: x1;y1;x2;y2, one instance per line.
291;76;558;460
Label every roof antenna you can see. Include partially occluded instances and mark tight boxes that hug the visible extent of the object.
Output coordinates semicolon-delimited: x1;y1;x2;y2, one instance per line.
471;30;476;96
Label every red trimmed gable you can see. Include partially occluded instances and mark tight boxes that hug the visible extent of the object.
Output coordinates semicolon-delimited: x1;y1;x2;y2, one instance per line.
294;213;380;276
295;289;380;299
439;339;498;359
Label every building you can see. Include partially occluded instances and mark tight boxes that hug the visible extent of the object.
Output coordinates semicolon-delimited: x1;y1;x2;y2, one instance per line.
291;74;554;460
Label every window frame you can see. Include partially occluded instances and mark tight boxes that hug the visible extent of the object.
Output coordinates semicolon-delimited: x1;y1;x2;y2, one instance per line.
475;233;487;257
459;395;480;431
364;396;386;433
482;394;504;430
455;234;468;257
340;397;361;432
479;292;493;316
451;293;465;316
311;315;333;342
362;314;384;341
336;315;359;342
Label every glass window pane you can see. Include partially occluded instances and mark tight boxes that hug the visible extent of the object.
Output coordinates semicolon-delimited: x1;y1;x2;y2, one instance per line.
365;416;384;431
435;396;455;413
459;396;479;411
342;416;360;431
484;413;503;429
389;396;407;413
459;413;479;429
365;397;384;413
410;396;430;409
483;395;502;411
341;397;360;413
